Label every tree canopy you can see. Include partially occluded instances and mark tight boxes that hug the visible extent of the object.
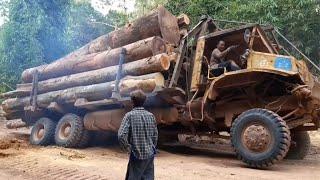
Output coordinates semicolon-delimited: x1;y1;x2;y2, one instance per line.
165;0;319;61
132;0;319;62
0;0;116;93
0;0;318;94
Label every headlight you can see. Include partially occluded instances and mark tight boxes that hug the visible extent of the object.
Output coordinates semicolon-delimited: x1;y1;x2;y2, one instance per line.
274;57;292;71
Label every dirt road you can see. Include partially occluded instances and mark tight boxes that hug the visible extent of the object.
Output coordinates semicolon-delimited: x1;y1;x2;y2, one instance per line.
0;120;319;180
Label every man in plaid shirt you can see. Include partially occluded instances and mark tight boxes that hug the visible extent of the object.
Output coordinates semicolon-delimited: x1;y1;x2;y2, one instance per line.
118;90;158;180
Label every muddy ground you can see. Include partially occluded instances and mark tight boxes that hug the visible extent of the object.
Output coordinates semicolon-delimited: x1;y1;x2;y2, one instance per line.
0;120;319;180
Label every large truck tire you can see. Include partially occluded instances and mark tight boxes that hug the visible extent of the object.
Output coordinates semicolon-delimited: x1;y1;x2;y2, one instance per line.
231;108;291;168
55;114;84;148
30;117;56;146
286;131;310;159
77;130;91;148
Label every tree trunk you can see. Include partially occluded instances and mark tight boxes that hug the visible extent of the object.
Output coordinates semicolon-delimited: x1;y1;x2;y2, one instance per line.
15;53;171;95
21;6;180;83
6;119;27;129
2;73;165;113
21;36;169;82
177;14;190;28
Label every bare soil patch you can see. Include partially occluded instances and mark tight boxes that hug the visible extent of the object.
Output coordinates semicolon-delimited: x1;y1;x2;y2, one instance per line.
0;120;319;180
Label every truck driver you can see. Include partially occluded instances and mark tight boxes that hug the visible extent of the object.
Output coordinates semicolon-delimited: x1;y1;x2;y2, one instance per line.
210;40;241;71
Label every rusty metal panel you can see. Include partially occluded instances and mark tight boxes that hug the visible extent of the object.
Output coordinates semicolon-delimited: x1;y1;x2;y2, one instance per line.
296;60;315;87
256;26;278;54
247;51;298;74
83;108;179;132
191;37;205;91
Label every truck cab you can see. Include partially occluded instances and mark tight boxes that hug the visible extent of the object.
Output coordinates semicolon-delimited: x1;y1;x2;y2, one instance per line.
177;22;320;167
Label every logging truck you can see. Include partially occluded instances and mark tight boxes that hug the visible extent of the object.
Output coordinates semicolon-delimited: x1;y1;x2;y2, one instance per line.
1;7;320;168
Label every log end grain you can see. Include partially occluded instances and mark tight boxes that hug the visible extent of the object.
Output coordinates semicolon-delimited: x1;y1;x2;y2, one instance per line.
120;73;165;95
177;14;191;28
158;53;171;71
21;64;47;83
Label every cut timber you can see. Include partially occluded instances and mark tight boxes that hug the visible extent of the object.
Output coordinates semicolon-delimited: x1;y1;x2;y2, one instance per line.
21;6;180;83
180;28;188;37
177;14;190;28
16;53;171;94
21;36;169;82
0;89;30;99
6;119;27;129
2;73;165;113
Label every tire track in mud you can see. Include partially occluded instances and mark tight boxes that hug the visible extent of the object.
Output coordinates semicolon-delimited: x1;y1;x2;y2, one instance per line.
1;155;109;180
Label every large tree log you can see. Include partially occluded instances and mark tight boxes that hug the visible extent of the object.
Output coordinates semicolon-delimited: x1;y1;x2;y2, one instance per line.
21;6;179;83
21;36;169;82
2;73;165;113
15;53;170;95
177;14;190;28
6;119;27;129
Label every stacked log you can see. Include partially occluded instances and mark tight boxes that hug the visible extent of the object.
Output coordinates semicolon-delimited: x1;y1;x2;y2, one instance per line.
3;73;164;113
16;54;170;94
1;7;190;119
21;36;169;82
21;6;180;83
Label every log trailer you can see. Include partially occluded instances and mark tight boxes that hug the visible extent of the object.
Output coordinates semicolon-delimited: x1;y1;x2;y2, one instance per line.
1;7;320;168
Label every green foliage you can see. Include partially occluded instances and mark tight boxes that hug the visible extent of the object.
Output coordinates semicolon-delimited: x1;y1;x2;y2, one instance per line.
134;0;167;15
0;0;49;92
64;1;112;52
0;0;114;93
165;0;320;62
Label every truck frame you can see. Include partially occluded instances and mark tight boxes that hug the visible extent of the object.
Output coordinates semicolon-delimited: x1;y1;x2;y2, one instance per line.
4;16;320;168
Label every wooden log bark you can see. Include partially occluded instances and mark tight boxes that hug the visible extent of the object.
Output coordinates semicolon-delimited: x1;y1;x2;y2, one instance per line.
21;6;179;83
2;73;165;113
180;28;188;37
22;36;169;82
16;53;171;95
177;14;190;28
6;119;27;129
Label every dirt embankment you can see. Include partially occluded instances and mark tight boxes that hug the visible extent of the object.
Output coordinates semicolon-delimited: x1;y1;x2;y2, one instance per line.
0;120;320;180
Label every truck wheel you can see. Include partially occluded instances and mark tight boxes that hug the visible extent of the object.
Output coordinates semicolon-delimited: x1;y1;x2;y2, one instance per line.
286;131;310;159
231;108;291;168
77;130;91;148
55;114;84;148
30;117;56;146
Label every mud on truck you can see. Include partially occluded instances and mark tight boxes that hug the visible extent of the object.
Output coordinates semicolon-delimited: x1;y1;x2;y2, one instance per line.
1;7;320;168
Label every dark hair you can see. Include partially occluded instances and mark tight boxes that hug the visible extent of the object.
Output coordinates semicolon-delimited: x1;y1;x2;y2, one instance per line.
218;40;225;45
130;90;146;107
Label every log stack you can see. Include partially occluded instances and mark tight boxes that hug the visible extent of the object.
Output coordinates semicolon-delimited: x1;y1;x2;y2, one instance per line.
1;7;190;118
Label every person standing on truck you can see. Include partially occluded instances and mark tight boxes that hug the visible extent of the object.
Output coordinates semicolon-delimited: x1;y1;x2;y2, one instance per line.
118;90;158;180
210;40;241;71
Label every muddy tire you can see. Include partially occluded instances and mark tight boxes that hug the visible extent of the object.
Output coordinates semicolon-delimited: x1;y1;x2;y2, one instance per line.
55;114;84;148
231;108;291;168
30;117;56;146
77;130;91;148
286;131;310;159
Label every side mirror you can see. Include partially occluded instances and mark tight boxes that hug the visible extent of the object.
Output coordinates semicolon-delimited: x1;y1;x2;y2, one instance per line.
244;29;251;44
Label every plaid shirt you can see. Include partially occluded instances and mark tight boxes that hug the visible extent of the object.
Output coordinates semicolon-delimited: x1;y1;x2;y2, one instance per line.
118;107;158;160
